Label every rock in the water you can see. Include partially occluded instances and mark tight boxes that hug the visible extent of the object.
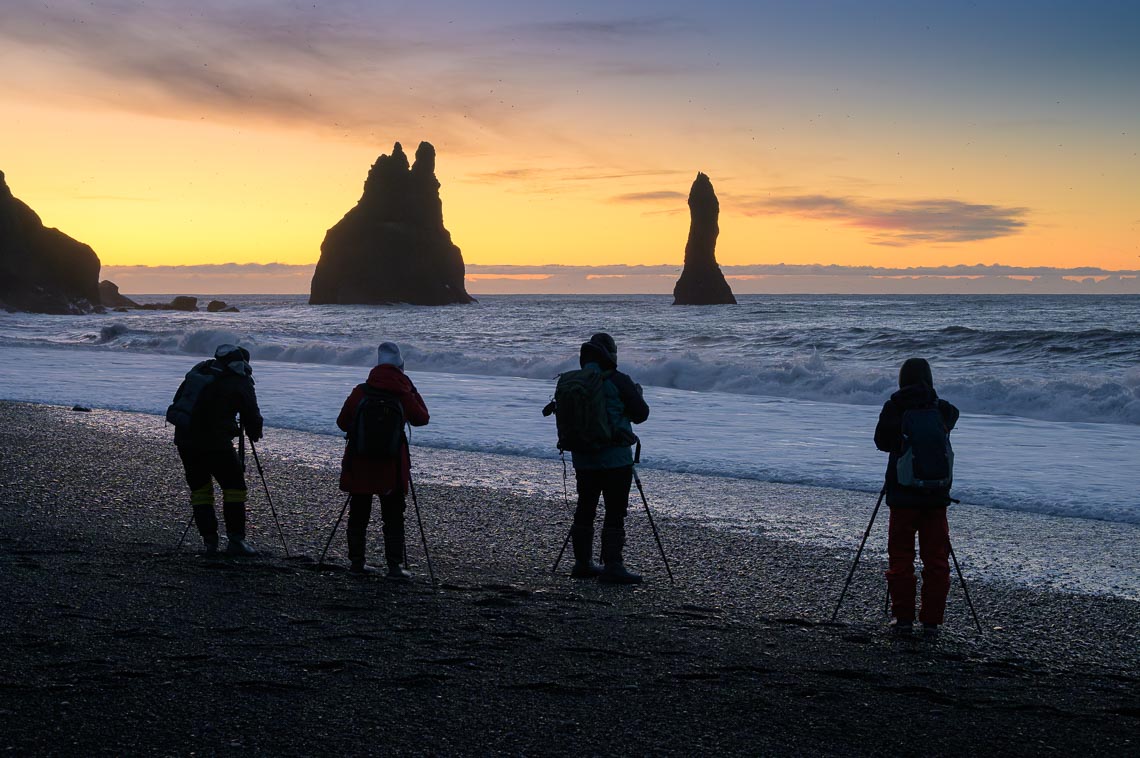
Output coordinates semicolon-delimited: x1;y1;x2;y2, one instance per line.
168;296;198;311
206;299;238;313
672;172;736;306
310;141;474;305
0;170;101;313
99;280;138;308
138;296;198;311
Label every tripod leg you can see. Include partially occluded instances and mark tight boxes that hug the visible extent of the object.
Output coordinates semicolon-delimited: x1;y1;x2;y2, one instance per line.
551;527;573;574
248;439;290;557
632;468;674;584
948;541;984;634
174;513;195;553
408;473;436;585
318;493;352;567
831;488;886;623
551;451;574;575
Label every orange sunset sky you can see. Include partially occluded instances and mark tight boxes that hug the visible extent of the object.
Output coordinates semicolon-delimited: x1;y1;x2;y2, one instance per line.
1;1;1136;281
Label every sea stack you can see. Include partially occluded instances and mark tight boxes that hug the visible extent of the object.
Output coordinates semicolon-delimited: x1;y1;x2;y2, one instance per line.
309;141;474;305
672;172;736;305
0;170;101;313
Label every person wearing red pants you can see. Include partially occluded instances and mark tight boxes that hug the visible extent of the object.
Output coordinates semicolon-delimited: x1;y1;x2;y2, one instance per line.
874;358;959;641
336;342;430;578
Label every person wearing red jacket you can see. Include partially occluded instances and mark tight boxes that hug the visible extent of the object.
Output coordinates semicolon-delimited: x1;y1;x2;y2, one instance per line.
336;342;430;577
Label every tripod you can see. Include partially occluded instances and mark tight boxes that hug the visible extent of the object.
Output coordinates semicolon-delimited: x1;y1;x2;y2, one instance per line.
551;443;674;583
832;488;983;634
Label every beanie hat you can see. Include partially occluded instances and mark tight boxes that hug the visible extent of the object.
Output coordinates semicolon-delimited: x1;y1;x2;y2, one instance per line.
898;357;934;389
377;341;404;369
214;344;252;375
580;332;618;369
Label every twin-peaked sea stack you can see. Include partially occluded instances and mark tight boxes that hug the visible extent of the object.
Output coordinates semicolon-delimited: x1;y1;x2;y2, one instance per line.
0;170;101;313
309;142;474;305
672;172;736;305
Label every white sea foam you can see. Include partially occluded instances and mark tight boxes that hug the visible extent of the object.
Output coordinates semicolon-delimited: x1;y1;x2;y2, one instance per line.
1;344;1137;526
17;312;1140;425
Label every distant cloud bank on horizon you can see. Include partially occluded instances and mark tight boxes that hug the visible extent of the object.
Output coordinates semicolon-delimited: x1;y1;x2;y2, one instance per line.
101;262;1140;296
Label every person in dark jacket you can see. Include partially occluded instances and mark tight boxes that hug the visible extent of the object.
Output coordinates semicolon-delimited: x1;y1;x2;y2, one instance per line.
568;333;651;584
173;344;264;556
336;342;430;577
874;357;960;640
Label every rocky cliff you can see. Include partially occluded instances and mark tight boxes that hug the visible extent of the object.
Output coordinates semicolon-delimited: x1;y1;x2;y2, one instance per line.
672;172;736;305
0;171;101;313
310;142;474;305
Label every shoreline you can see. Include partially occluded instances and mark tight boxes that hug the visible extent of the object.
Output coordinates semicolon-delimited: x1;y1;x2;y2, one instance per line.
1;401;1137;755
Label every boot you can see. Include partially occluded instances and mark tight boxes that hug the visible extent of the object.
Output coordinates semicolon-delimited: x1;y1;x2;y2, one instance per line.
226;534;257;556
193;503;219;554
384;528;411;580
223;500;256;556
569;525;602;578
349;560;380;576
346;529;368;571
599;528;642;585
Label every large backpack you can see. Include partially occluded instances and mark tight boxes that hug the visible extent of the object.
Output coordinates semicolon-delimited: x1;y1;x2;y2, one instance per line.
553;367;613;453
347;386;405;459
165;360;218;429
896;406;954;491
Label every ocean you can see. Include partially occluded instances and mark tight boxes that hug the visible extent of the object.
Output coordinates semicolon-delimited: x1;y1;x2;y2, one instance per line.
1;294;1138;596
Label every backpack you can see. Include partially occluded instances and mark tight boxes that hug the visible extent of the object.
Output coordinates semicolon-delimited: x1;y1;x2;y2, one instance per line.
347;386;405;459
896;406;954;491
165;360;218;429
553;367;613;452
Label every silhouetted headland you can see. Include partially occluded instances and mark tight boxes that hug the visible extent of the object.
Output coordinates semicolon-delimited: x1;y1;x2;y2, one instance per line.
672;172;736;305
309;141;474;306
0;170;101;314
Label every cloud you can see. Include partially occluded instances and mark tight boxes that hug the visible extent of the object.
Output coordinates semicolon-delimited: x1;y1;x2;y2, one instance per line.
611;190;687;203
465;167;685;196
0;1;550;146
736;193;1029;245
100;262;1140;295
517;17;692;43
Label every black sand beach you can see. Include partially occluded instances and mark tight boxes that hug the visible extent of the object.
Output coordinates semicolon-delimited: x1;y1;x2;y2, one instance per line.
1;401;1136;756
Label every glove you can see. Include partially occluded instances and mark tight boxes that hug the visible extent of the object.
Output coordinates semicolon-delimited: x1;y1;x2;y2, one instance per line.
246;426;263;443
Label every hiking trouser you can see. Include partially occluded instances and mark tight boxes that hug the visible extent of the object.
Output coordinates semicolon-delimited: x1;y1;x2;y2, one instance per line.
573;466;632;533
885;505;950;625
177;444;248;538
346;492;406;566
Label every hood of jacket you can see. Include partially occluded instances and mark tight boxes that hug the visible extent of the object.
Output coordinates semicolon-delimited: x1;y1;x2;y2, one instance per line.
365;363;412;393
889;383;939;410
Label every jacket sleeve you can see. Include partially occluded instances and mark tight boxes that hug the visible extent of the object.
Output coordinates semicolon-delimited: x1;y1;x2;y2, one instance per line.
611;371;650;424
874;400;901;452
402;380;430;427
236;377;264;440
939;399;960;433
336;386;363;433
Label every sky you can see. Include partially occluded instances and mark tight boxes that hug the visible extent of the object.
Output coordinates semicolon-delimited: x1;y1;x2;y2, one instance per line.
1;0;1137;292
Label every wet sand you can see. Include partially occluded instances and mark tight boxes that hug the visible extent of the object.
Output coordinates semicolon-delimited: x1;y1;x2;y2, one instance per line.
0;401;1136;756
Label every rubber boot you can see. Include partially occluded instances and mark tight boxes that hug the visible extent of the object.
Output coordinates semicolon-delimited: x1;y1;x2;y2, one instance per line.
599;528;642;585
384;528;411;580
346;529;377;574
193;503;219;555
223;502;256;556
569;524;602;578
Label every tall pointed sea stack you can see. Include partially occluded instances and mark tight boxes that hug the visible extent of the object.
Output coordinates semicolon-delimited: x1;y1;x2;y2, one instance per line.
672;172;736;305
310;141;474;305
0;170;101;313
